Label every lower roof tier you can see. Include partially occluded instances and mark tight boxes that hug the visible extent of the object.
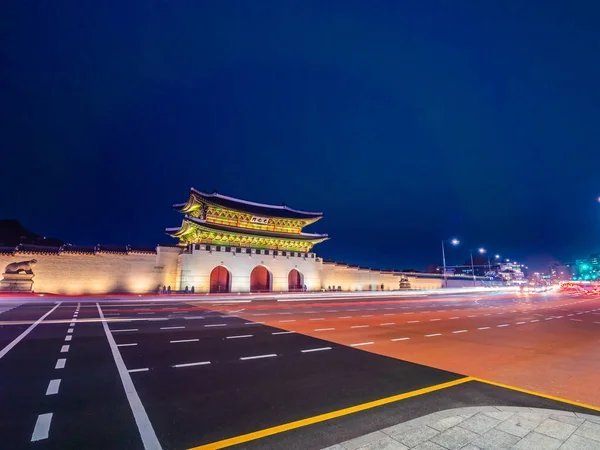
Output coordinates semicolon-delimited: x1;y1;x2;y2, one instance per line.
166;218;328;252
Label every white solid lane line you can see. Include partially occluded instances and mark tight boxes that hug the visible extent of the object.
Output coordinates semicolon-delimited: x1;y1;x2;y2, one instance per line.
170;339;199;343
55;358;66;369
0;302;62;361
128;368;149;373
60;345;70;353
31;413;53;442
452;330;468;334
173;361;211;368
160;326;185;330
272;331;295;335
204;324;226;327
350;342;374;347
117;343;138;347
425;333;441;337
111;329;138;333
64;335;72;341
240;354;277;360
226;335;253;339
45;379;61;395
391;337;410;341
301;347;332;353
96;303;161;450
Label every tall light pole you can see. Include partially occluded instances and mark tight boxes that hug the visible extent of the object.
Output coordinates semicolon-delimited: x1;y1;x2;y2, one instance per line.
442;238;459;288
471;247;486;286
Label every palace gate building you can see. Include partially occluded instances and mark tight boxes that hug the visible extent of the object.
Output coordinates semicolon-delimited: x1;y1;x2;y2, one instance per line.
166;189;328;293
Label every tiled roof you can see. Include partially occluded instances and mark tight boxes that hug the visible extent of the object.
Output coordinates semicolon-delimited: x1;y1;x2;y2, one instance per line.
60;245;96;255
0;246;16;255
174;217;328;242
17;244;61;255
186;189;323;219
127;245;157;254
96;245;128;255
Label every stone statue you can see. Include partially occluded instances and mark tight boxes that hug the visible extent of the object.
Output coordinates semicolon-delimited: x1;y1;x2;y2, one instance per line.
1;259;37;292
4;259;37;275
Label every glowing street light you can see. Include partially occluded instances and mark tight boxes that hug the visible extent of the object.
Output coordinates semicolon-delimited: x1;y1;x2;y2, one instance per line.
479;247;486;254
495;254;500;259
441;238;460;288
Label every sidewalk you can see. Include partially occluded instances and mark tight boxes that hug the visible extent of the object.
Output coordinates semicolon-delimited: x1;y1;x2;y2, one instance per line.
322;406;600;450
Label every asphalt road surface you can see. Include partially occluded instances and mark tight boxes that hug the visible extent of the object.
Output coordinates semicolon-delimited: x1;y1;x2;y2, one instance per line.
0;288;599;449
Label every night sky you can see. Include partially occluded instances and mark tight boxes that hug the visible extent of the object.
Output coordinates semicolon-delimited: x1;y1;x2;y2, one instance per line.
2;1;600;271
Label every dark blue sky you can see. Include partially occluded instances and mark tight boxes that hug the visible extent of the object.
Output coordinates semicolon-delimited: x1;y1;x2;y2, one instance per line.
2;1;600;270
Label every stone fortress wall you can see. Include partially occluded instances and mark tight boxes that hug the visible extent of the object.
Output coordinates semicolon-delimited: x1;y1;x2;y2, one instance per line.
0;246;180;295
0;244;491;294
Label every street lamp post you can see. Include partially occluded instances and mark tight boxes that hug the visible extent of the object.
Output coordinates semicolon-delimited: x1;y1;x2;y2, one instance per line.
471;247;486;286
441;238;459;288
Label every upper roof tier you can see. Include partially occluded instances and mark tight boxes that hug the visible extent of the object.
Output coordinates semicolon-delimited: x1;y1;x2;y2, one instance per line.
174;188;323;221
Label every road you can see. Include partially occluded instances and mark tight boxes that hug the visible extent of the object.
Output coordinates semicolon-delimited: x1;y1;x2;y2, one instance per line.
0;288;599;449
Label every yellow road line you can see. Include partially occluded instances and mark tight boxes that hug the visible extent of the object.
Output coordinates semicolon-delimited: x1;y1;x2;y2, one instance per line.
188;376;474;450
471;377;600;412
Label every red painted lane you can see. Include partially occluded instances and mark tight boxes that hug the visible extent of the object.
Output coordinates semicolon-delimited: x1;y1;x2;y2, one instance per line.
229;293;600;406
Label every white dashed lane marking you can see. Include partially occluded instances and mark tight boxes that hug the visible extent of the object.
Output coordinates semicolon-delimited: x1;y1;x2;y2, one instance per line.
173;361;211;368
425;333;441;337
111;329;138;333
170;339;199;344
45;379;61;395
117;343;138;347
350;342;374;347
272;331;295;335
31;413;53;442
160;326;185;330
391;337;410;341
55;358;66;369
315;328;335;331
60;345;69;353
128;368;149;373
452;330;468;334
240;354;277;361
301;347;332;353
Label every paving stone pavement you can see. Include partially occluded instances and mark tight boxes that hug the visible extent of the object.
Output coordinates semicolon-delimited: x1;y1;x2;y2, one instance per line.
321;406;600;450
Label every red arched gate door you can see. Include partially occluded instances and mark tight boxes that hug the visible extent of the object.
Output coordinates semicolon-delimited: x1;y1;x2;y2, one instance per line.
250;266;271;292
288;269;303;291
209;266;230;293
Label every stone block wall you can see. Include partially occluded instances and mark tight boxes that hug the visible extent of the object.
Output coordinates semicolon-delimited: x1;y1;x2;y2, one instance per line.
0;246;180;294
